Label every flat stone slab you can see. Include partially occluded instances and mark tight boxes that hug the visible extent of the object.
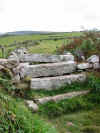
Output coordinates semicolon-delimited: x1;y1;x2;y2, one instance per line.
31;73;86;90
36;90;89;104
24;61;76;78
20;53;74;63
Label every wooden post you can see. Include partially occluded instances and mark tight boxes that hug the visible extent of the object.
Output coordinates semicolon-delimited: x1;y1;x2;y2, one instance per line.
1;46;5;58
0;45;6;58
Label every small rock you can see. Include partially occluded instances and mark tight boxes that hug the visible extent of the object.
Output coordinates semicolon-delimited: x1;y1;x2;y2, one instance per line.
77;63;92;70
87;55;99;63
67;122;74;127
0;59;19;69
8;48;28;61
0;59;8;65
7;59;19;68
12;48;28;57
8;53;19;63
63;51;72;55
13;74;21;83
0;65;4;70
93;62;100;69
17;63;29;78
25;100;39;112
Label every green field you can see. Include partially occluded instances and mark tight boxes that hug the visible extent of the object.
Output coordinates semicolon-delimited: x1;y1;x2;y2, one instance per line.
0;32;82;57
0;32;81;46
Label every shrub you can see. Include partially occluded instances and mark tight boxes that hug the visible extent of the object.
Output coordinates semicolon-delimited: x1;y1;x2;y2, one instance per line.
56;30;100;58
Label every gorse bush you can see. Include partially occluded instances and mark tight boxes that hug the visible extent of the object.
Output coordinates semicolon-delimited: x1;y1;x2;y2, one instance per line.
79;39;94;54
56;30;100;58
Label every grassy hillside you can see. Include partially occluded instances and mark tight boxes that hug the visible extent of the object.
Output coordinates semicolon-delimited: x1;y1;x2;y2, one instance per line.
0;31;100;133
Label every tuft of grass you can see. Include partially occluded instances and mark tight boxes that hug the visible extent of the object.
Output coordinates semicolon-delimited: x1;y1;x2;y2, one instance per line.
38;95;94;118
0;88;58;133
48;107;100;133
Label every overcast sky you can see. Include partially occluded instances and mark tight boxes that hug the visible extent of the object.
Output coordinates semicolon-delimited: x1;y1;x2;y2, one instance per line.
0;0;100;32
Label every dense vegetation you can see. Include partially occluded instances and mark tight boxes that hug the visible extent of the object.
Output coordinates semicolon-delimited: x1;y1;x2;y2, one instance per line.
56;30;100;58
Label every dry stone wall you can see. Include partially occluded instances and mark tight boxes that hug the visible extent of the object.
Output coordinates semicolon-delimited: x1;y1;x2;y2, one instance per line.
1;48;100;112
0;48;99;90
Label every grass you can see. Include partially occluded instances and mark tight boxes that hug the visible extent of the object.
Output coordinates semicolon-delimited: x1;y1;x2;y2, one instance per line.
0;34;47;46
0;87;58;133
0;83;100;133
49;107;100;133
0;32;82;57
12;74;100;133
29;40;63;54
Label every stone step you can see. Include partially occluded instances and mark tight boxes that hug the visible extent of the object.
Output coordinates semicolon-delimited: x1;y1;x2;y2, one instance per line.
36;90;89;104
30;73;86;90
20;53;74;63
24;61;76;78
25;90;89;112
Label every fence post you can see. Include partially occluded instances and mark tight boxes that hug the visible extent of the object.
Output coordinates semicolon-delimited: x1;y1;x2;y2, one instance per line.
1;46;5;58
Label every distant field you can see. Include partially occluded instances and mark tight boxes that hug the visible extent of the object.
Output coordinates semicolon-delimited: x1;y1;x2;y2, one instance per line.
0;32;82;57
0;32;82;45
